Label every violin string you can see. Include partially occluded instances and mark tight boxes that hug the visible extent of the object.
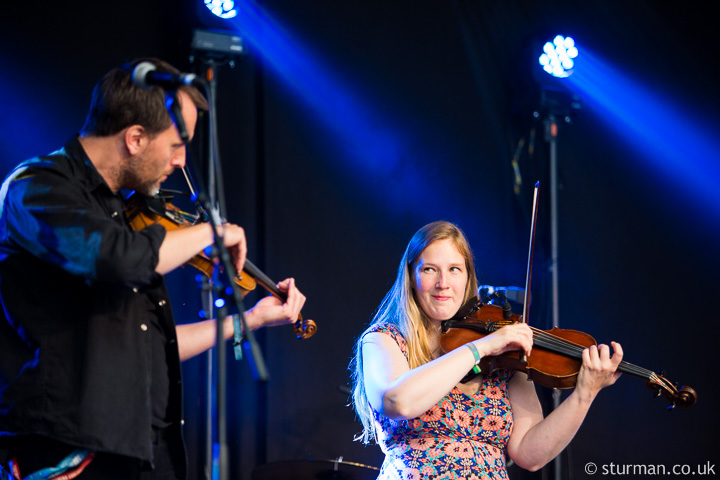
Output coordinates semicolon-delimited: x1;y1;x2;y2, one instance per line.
478;316;655;379
527;327;653;379
242;260;284;299
489;316;684;398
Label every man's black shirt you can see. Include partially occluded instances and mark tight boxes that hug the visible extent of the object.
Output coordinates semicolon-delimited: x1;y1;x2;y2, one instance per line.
0;136;184;468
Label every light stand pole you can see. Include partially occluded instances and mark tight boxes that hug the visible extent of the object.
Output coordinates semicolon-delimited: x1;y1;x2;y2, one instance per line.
544;112;562;480
538;85;580;480
545;114;560;335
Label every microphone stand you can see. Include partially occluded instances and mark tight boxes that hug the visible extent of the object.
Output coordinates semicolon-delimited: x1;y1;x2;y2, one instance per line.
165;78;268;480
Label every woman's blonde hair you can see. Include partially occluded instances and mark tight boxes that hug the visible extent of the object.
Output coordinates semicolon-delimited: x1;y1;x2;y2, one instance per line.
350;221;479;443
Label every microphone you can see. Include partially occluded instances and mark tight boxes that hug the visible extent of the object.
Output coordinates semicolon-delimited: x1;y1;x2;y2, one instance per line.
477;285;526;305
131;61;204;90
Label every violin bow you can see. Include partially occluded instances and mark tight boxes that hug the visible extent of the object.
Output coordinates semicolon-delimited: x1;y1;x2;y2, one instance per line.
520;182;540;363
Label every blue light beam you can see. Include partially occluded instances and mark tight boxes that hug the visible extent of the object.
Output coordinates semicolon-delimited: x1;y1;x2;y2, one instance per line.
220;1;473;221
227;1;401;173
566;48;720;225
0;54;71;172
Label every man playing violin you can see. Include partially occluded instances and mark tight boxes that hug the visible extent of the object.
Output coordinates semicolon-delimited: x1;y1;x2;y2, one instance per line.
0;58;305;479
350;220;622;479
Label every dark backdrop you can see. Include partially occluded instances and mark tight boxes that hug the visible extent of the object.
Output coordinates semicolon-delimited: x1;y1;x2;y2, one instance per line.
1;1;717;479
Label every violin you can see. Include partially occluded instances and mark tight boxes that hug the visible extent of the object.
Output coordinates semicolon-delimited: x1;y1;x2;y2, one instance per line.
439;181;695;409
124;191;317;339
439;299;697;409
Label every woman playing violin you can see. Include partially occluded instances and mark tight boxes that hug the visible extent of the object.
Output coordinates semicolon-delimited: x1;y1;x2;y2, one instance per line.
350;221;623;479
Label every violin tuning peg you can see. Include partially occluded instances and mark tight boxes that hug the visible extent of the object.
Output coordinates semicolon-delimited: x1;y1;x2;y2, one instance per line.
666;402;676;411
653;389;662;398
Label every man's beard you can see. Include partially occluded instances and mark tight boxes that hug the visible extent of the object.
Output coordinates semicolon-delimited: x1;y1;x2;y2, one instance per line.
122;170;162;196
122;157;164;196
138;175;163;196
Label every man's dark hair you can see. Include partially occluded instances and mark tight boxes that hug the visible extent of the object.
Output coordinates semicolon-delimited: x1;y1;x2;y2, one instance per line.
80;58;208;137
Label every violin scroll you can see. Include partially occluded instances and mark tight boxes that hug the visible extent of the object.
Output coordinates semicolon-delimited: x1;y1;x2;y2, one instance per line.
294;318;317;339
647;370;697;409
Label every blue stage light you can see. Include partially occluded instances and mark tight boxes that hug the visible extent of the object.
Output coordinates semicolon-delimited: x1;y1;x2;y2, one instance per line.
205;0;237;19
539;35;578;78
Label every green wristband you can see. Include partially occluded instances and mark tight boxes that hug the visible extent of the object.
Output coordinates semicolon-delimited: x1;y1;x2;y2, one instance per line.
466;342;481;368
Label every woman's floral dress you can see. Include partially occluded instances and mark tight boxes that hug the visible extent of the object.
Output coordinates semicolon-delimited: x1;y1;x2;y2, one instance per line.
369;323;515;480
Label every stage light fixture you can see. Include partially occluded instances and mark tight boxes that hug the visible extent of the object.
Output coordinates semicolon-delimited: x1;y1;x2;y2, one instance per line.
539;35;578;78
205;0;237;19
